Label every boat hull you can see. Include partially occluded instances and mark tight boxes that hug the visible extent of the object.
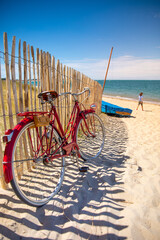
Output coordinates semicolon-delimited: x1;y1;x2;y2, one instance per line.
101;101;132;116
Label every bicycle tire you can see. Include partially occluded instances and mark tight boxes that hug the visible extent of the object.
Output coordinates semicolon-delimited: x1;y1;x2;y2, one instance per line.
10;120;65;207
76;113;105;160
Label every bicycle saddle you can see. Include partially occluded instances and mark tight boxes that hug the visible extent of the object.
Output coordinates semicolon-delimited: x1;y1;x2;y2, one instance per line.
38;90;58;101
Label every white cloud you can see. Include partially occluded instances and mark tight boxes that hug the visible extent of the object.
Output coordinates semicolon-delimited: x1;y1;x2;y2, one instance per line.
1;55;160;80
63;56;160;80
0;62;6;78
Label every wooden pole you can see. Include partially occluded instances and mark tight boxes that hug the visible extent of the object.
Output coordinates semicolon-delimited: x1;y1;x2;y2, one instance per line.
46;52;49;91
3;32;14;129
0;59;7;189
63;65;66;129
23;41;28;111
36;48;40;109
28;45;32;110
31;46;36;109
0;58;7;130
39;50;43;92
11;36;19;122
51;56;55;90
66;66;69;123
48;53;52;90
68;67;72;119
43;51;46;91
19;39;23;113
102;47;113;93
56;59;60;117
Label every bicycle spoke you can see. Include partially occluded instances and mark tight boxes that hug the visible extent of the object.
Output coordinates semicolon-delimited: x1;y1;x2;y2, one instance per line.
76;113;105;160
11;121;65;206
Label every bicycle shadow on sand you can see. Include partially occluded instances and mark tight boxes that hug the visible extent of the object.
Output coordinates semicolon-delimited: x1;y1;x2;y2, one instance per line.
0;114;129;240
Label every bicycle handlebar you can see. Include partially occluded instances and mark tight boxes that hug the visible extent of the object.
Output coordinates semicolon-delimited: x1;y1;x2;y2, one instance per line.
72;87;90;97
59;87;90;98
38;87;90;104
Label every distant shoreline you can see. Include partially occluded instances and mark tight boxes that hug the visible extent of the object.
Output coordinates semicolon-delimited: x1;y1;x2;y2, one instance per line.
102;94;160;105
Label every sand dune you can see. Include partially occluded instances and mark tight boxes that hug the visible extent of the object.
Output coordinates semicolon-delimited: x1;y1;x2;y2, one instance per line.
0;97;160;239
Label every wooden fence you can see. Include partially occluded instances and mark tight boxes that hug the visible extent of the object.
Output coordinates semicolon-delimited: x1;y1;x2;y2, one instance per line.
0;32;103;189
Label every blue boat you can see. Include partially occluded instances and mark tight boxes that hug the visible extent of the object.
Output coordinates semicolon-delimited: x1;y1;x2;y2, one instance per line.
101;100;132;116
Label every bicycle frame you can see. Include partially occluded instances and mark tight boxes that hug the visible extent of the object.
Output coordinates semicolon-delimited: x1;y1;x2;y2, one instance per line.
3;98;95;183
39;100;95;159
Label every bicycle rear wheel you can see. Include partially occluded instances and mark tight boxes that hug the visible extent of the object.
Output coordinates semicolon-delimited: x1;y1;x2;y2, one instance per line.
76;113;105;160
11;120;65;207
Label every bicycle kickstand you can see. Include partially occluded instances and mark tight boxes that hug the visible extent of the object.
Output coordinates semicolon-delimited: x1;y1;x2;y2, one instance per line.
76;155;89;172
79;166;89;172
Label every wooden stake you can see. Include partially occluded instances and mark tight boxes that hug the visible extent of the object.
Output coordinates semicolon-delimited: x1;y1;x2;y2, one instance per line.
0;60;7;189
28;45;32;110
11;36;19;122
0;58;7;130
48;54;52;90
102;47;113;93
39;50;43;92
31;46;36;109
36;48;40;108
68;67;72;119
63;65;66;129
46;52;49;90
18;39;23;113
23;41;28;111
66;66;69;123
43;52;46;91
51;56;55;90
3;32;14;129
56;59;60;117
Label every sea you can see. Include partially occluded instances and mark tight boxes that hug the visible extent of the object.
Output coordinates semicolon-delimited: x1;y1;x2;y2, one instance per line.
97;80;160;105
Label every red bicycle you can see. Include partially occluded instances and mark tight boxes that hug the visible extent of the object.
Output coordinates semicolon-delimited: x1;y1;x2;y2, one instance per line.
3;87;105;206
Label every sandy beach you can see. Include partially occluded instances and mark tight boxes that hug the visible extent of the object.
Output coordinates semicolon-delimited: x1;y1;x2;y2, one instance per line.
103;96;160;240
0;96;160;240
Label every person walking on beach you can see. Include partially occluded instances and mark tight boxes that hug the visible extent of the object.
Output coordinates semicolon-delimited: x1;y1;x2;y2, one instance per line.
136;92;144;111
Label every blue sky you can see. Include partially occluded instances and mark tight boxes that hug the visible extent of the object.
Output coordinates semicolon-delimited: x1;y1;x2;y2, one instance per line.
0;0;160;80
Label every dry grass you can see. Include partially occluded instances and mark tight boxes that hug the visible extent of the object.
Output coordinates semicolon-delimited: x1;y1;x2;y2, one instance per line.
0;80;38;134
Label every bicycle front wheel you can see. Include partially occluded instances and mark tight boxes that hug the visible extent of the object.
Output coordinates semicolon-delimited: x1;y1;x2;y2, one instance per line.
11;120;65;207
76;113;105;160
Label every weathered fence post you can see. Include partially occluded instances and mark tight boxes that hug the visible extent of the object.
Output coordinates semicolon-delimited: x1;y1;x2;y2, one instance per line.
28;45;32;110
46;52;49;91
56;59;60;117
3;32;14;129
51;56;55;90
11;36;19;122
31;46;36;110
23;41;29;111
19;39;23;113
36;48;40;109
43;51;46;91
0;60;7;189
48;53;52;90
0;32;103;189
0;58;7;130
39;50;43;92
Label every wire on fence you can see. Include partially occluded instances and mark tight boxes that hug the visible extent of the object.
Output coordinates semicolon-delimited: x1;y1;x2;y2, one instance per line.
0;50;92;84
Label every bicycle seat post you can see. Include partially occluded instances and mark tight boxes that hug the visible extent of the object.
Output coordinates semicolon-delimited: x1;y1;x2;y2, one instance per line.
47;93;54;105
40;96;45;105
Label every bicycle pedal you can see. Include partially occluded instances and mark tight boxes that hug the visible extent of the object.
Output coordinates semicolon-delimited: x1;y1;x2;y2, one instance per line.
79;167;89;172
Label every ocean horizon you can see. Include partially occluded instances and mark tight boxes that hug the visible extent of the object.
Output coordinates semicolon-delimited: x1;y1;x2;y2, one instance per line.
97;80;160;105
